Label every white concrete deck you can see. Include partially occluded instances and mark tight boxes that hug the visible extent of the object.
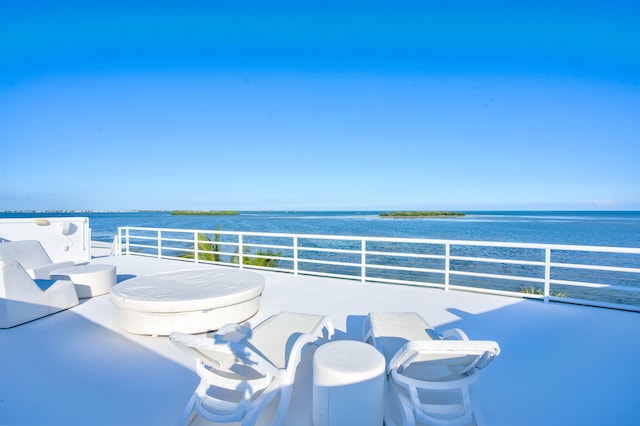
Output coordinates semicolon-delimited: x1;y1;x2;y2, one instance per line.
1;254;639;425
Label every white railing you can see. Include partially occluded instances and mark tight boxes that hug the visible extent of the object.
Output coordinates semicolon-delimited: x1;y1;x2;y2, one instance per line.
115;226;640;312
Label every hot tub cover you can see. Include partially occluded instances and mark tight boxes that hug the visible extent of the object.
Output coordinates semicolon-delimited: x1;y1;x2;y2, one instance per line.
110;269;265;313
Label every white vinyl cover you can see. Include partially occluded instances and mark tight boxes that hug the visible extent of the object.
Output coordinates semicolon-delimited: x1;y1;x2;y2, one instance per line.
110;269;265;312
50;264;116;298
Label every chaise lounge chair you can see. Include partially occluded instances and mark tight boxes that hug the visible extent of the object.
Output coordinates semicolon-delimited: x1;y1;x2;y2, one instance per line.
0;240;74;279
0;259;79;328
362;312;500;426
0;240;117;298
170;311;335;426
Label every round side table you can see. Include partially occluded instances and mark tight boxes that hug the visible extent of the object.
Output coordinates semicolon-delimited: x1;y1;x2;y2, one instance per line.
313;340;385;426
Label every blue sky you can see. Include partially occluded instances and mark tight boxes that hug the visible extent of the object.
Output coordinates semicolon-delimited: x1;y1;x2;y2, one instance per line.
1;1;639;211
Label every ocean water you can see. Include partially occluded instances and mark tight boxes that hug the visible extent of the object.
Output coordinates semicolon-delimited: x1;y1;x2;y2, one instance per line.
3;210;639;305
2;210;640;248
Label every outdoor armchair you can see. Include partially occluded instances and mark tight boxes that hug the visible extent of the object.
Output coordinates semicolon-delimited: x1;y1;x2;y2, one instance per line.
0;259;79;328
170;311;335;425
362;312;500;426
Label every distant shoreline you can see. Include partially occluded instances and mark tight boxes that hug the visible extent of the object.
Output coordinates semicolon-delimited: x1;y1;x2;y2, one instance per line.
170;210;240;216
380;211;466;218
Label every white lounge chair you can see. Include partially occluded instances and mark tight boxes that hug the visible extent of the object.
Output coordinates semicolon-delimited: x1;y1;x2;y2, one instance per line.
362;312;500;426
0;240;74;279
170;311;335;426
0;259;79;328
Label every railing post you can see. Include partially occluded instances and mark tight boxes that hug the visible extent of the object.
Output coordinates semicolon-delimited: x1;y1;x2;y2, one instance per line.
157;230;162;259
293;236;299;275
193;231;199;263
238;234;244;269
544;247;551;303
125;228;130;256
115;228;122;256
361;239;367;284
444;242;451;291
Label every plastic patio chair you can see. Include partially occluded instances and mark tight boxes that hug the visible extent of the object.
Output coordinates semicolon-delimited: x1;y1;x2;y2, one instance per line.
170;311;335;426
362;312;500;426
0;259;79;328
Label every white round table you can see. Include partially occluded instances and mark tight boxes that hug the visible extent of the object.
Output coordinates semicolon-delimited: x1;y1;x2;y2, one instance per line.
50;264;117;299
110;268;265;335
313;340;385;426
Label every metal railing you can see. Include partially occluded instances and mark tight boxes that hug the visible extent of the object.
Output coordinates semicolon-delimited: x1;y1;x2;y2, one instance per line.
115;226;640;312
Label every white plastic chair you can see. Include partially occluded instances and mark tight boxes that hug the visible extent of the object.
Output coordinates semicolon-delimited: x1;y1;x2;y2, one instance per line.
362;312;500;426
0;240;74;279
0;259;79;328
170;311;335;425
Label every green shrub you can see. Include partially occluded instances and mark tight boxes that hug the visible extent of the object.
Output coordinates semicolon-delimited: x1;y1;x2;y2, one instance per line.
520;286;567;298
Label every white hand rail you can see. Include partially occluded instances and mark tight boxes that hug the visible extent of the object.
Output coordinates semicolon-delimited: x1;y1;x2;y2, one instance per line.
115;226;640;312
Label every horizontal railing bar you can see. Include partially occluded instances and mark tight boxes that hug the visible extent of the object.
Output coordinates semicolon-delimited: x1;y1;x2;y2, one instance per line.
365;251;445;260
550;279;640;292
120;226;640;253
240;243;290;251
297;259;359;268
550;262;640;274
364;276;445;289
449;256;545;266
297;270;360;281
365;264;445;274
550;297;640;313
447;284;532;298
126;243;160;250
297;247;361;255
451;270;545;283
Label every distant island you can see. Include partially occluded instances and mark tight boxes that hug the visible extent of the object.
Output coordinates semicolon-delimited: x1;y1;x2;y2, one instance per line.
170;210;240;216
380;211;465;218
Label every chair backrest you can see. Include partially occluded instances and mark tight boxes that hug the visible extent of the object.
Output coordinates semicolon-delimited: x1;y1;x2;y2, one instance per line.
248;312;329;370
0;240;53;270
366;312;441;365
389;340;501;381
0;259;44;300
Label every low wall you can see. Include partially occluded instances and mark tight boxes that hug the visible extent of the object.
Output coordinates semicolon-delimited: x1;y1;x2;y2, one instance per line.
0;217;91;263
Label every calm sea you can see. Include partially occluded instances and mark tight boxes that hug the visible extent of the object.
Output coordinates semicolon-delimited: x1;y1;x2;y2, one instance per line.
2;210;639;248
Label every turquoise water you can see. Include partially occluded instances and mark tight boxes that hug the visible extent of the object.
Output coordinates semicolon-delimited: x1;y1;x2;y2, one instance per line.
2;210;640;247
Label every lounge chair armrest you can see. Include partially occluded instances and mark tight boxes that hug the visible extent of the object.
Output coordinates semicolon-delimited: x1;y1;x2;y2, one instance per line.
281;316;335;384
440;327;469;341
388;340;501;373
214;323;253;343
312;315;335;341
31;261;75;279
170;331;281;378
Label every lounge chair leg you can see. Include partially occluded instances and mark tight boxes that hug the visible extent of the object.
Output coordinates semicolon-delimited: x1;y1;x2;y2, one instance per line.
181;391;198;426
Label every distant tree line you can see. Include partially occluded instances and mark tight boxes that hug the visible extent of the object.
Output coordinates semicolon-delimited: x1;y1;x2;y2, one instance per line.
380;211;465;218
170;210;240;216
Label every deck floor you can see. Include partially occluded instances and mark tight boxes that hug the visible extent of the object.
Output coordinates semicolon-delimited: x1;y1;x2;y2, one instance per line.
1;255;640;425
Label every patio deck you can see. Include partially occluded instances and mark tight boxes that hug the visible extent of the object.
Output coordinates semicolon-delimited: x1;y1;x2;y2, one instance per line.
1;254;639;425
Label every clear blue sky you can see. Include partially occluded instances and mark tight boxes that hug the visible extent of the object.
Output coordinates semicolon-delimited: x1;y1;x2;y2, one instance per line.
1;0;639;211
